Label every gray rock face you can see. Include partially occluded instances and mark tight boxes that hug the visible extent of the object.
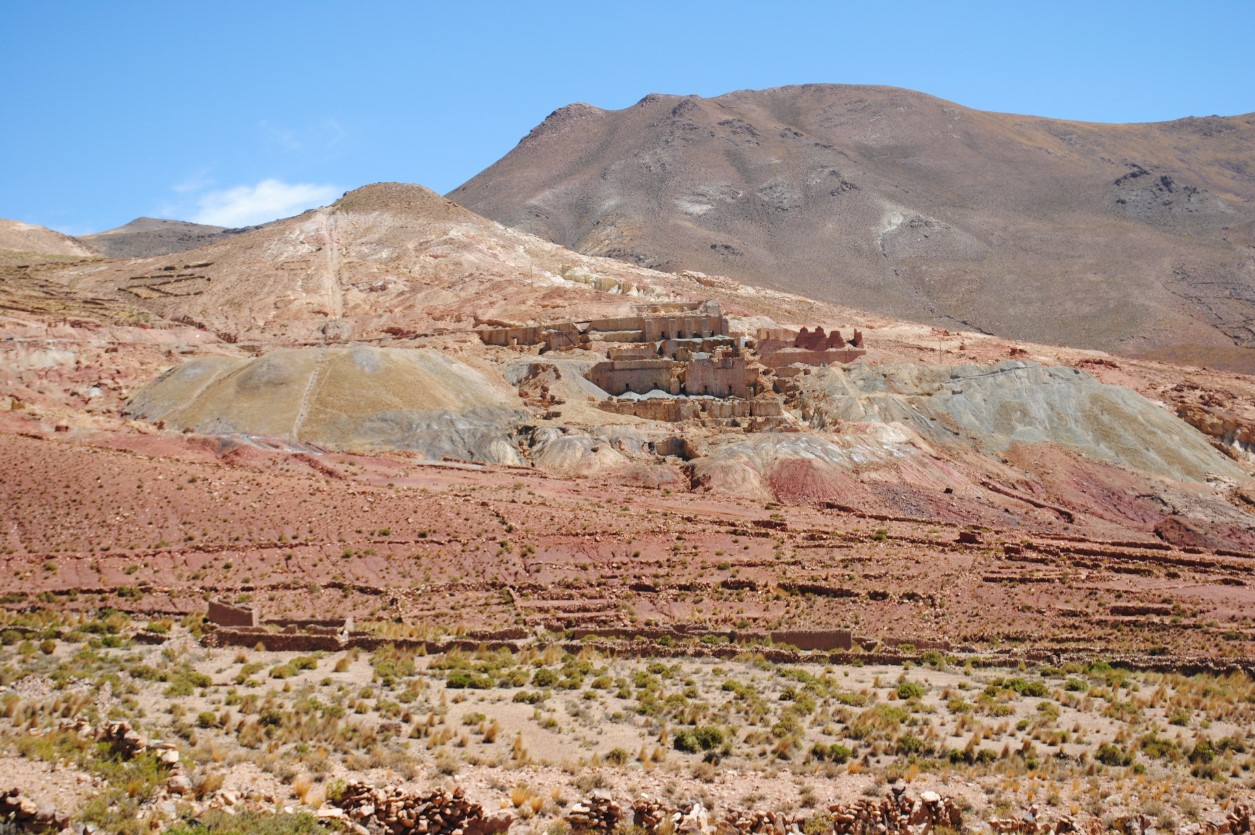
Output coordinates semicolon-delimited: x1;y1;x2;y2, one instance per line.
796;361;1245;483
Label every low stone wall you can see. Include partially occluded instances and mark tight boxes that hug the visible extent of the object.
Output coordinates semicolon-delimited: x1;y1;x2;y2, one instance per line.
599;395;782;423
758;348;866;368
206;599;257;628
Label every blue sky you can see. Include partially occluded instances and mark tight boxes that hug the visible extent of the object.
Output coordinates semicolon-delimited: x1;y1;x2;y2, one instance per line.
2;1;1252;235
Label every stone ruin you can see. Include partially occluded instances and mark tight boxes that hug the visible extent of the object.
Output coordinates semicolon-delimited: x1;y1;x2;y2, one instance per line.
756;325;867;370
477;301;867;428
206;598;258;628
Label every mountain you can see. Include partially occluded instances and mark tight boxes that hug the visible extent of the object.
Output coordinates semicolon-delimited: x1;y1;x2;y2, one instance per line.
451;84;1255;371
0;218;98;265
79;216;259;259
55;182;813;344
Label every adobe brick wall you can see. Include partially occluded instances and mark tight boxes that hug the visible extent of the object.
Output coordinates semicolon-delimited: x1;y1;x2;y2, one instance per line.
477;326;545;347
206;599;257;628
758;348;866;369
587;359;682;396
766;630;854;651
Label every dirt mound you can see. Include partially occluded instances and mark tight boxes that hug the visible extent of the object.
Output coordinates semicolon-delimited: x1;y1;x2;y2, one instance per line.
127;347;528;463
453;84;1255;361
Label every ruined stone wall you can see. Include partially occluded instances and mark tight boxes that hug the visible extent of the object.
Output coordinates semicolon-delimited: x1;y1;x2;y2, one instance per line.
642;315;729;342
768;629;854;651
758;348;866;369
587;359;681;396
659;336;739;360
544;324;587;352
685;354;749;397
206;599;257;628
608;344;658;361
756;327;798;343
794;327;846;350
635;300;720;315
477;326;545;347
599;395;783;422
586;316;644;334
591;330;646;343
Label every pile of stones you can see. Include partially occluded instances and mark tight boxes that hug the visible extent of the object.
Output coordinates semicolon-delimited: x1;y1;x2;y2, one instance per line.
1184;803;1253;835
723;809;802;835
97;719;148;757
330;782;511;835
565;791;624;834
631;799;711;834
0;788;69;833
827;790;962;835
585;791;962;835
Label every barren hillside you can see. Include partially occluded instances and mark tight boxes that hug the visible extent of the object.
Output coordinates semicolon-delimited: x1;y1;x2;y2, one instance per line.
0;218;98;265
453;85;1255;371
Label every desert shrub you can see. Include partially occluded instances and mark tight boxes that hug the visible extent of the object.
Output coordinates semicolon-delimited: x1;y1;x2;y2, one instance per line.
605;747;631;765
896;681;926;700
674;725;723;753
986;677;1048;698
1095;742;1133;767
370;646;415;681
848;704;908;740
446;670;493;689
1139;734;1180;761
1189;738;1216;765
513;690;548;705
810;742;852;763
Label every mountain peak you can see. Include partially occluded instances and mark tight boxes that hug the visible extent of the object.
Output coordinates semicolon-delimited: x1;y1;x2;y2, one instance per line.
453;84;1255;368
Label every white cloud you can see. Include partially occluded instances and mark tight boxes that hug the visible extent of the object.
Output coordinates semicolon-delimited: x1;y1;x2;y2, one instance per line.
191;179;340;227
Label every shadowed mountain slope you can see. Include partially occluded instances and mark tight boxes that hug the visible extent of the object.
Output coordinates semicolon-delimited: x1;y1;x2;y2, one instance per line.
452;84;1255;369
80;217;260;259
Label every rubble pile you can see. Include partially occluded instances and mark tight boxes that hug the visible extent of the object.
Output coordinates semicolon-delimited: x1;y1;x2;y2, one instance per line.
631;799;711;834
723;809;802;834
1189;803;1253;835
98;719;148;757
330;782;511;835
987;803;1252;835
826;790;962;835
566;792;624;834
0;788;69;833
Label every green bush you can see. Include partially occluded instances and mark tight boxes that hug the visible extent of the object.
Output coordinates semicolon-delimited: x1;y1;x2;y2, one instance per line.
446;670;493;689
1096;742;1133;767
674;725;724;753
512;690;547;704
531;668;558;687
810;742;852;763
896;681;926;700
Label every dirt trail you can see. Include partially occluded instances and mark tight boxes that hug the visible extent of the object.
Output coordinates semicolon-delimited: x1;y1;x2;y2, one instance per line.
320;209;344;321
290;348;328;442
